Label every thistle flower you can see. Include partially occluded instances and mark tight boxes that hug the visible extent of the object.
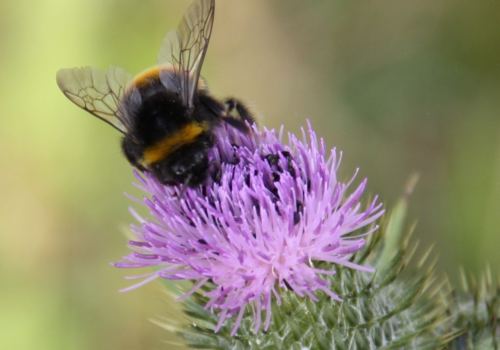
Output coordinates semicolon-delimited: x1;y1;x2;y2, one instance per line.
114;121;384;335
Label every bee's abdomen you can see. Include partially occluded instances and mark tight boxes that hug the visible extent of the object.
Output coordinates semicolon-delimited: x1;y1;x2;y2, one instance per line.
141;122;209;166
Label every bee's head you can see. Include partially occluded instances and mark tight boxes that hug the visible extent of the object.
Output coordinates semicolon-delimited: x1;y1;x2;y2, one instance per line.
152;147;209;187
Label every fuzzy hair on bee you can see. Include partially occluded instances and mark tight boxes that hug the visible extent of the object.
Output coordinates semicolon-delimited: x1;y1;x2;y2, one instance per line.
56;0;255;188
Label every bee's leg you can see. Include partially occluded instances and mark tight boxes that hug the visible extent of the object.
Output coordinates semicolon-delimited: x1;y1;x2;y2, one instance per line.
222;115;251;133
224;98;256;124
178;174;193;199
199;95;252;134
199;94;226;117
209;160;222;183
221;98;256;134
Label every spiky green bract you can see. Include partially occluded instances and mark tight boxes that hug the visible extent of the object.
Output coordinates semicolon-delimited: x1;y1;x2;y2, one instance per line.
444;269;500;350
165;212;454;350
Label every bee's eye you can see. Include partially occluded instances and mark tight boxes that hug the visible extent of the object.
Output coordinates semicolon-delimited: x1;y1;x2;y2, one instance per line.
173;164;187;176
194;151;205;162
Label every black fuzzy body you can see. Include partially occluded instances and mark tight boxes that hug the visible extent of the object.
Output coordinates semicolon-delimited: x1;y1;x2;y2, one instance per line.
120;71;252;187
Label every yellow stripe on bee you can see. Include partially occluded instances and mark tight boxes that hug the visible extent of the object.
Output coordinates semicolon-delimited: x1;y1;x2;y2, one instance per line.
142;123;208;165
132;66;163;90
130;65;208;91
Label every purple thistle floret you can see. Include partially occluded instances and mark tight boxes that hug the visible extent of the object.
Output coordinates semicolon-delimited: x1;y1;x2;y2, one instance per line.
114;121;384;335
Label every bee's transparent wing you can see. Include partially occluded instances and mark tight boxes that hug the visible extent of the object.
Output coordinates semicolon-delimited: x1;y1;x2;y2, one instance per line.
56;66;134;134
157;0;215;109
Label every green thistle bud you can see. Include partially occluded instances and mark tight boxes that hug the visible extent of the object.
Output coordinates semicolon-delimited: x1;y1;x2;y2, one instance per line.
444;268;500;350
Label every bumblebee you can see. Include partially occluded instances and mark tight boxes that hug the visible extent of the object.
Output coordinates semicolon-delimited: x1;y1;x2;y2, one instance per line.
56;0;254;187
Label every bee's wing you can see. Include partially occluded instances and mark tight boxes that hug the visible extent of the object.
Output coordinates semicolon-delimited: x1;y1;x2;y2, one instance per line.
56;66;134;134
157;0;215;110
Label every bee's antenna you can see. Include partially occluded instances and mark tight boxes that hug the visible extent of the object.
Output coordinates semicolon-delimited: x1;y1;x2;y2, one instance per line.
179;175;193;198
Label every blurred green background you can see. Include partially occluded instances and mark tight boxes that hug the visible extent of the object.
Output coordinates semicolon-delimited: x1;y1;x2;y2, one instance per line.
1;0;499;349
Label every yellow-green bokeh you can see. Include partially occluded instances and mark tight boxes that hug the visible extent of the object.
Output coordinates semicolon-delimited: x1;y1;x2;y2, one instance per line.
1;0;499;349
